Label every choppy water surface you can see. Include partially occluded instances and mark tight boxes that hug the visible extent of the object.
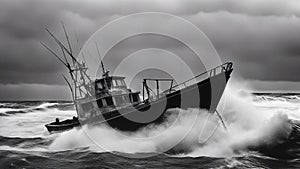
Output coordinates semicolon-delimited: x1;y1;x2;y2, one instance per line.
0;88;300;168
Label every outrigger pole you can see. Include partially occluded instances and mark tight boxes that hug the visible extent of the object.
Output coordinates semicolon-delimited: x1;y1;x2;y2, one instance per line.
41;23;93;99
61;21;73;57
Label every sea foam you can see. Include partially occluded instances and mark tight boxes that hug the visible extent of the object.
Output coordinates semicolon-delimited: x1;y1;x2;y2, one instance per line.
49;86;293;157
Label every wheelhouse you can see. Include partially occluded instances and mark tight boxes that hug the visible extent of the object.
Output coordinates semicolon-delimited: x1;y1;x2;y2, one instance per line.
93;76;141;108
95;76;127;92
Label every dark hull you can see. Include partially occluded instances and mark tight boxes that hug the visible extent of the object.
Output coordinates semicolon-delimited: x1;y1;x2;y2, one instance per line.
89;70;232;131
45;118;80;133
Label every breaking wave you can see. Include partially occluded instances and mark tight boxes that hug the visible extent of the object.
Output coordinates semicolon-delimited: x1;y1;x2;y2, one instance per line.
0;87;299;168
49;87;296;158
0;102;75;138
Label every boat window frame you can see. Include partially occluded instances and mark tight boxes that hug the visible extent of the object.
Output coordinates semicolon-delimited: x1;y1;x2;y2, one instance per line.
113;79;125;87
97;98;103;108
132;94;139;103
102;98;107;107
123;95;130;103
96;82;104;90
121;80;126;86
114;95;124;105
105;97;114;106
112;80;118;87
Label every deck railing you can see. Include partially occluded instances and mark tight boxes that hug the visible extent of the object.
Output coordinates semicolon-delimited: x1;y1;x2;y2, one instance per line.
168;62;233;92
142;62;232;101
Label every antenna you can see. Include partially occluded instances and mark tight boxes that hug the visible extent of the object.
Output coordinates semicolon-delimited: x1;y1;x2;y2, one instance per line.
95;42;109;77
74;31;87;63
101;61;106;75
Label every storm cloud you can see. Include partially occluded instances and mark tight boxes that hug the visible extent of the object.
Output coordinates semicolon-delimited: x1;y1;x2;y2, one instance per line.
0;0;300;100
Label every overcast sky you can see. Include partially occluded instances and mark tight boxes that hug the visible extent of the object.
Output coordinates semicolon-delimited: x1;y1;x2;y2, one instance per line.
1;0;300;100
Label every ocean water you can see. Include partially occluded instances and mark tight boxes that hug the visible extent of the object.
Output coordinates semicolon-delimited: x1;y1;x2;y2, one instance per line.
0;88;300;169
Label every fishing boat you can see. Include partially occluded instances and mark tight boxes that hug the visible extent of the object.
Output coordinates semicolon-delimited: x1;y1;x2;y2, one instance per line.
43;26;233;132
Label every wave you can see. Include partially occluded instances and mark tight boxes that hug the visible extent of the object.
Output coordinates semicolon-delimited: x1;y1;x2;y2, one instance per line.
0;91;299;168
254;94;300;103
48;87;298;160
0;136;46;147
0;106;76;138
0;102;30;109
47;102;75;111
0;87;299;162
0;101;74;117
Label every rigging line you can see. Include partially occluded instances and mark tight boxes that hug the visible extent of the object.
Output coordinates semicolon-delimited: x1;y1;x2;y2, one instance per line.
60;44;69;64
45;28;92;97
45;28;80;65
198;111;210;144
41;41;74;82
199;110;229;144
94;41;102;61
62;75;75;102
41;41;79;96
215;110;228;131
94;41;106;75
198;121;220;144
40;42;68;67
81;52;87;65
59;44;75;81
63;75;79;116
74;31;87;64
75;31;80;47
75;31;80;52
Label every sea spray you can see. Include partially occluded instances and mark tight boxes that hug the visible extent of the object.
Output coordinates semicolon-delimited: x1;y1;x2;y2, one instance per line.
187;87;293;157
0;102;75;138
49;108;214;153
49;86;293;157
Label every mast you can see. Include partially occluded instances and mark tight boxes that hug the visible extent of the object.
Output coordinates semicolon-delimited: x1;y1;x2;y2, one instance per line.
42;25;93;101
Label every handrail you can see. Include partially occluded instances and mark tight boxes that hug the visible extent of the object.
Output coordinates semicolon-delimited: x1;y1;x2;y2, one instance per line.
169;62;232;92
142;62;232;101
142;78;174;101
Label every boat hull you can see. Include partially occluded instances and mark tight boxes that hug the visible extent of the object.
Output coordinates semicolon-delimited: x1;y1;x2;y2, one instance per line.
45;118;80;133
86;70;232;131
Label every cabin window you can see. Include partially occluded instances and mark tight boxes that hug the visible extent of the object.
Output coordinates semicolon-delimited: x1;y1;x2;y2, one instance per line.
115;80;120;86
97;99;103;108
106;97;114;106
114;96;123;105
102;99;107;106
113;79;125;87
82;102;93;112
120;80;126;86
113;80;118;86
123;95;130;103
106;79;112;88
121;80;126;86
97;82;103;90
132;94;139;102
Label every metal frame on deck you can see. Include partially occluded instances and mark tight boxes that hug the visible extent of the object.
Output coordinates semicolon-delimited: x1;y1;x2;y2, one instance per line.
141;62;233;101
